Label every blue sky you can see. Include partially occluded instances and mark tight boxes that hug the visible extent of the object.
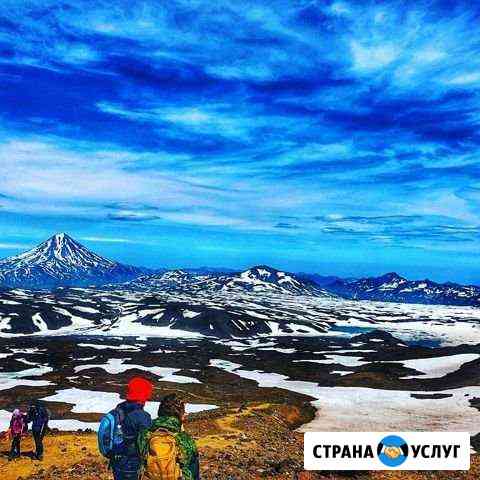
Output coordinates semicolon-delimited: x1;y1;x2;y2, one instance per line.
1;0;480;283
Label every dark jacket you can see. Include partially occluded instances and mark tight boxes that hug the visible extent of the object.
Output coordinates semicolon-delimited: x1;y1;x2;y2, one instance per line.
111;401;152;473
138;415;200;480
27;404;50;434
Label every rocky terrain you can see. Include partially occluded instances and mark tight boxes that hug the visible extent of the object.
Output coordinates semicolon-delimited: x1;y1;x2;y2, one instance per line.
1;330;480;434
0;403;315;480
1;405;479;480
1;327;479;478
1;280;479;342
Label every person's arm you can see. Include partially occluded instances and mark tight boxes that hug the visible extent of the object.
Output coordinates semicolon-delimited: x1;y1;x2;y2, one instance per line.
135;410;152;457
178;433;200;480
189;450;200;480
138;411;152;431
136;428;149;458
22;414;28;434
44;408;51;432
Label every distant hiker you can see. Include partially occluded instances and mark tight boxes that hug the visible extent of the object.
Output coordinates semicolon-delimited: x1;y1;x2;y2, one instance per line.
98;377;153;480
138;393;200;480
26;400;50;460
8;409;27;460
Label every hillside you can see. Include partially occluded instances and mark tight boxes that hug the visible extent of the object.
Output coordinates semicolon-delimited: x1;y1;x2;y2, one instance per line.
1;404;478;480
125;265;330;297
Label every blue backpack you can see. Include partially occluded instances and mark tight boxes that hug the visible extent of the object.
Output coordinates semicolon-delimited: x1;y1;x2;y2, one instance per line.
98;408;126;458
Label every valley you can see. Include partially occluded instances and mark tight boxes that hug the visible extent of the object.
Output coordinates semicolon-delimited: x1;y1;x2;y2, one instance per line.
2;326;480;439
1;234;479;478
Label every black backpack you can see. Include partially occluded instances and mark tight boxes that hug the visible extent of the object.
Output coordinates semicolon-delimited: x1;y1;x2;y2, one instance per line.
30;405;49;429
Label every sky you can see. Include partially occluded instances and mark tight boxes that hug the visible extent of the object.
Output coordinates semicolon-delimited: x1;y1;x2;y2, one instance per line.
1;0;480;283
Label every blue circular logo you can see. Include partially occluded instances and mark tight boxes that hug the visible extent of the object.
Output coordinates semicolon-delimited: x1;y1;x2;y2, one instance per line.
377;435;409;467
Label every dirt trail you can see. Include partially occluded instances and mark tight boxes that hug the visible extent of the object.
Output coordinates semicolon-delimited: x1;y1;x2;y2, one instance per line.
197;403;271;449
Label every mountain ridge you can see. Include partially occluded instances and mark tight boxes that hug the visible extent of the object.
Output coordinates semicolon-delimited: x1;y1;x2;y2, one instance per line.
0;233;478;307
316;271;480;307
123;264;330;297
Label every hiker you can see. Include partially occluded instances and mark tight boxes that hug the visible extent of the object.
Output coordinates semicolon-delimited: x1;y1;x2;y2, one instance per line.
138;393;200;480
8;409;27;460
26;400;50;460
98;377;153;480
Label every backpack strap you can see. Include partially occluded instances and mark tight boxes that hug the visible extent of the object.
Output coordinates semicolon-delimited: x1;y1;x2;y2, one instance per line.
153;427;172;435
109;411;117;451
116;406;139;456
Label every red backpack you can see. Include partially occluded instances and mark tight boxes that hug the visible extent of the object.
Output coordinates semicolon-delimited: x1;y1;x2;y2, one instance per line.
11;413;25;436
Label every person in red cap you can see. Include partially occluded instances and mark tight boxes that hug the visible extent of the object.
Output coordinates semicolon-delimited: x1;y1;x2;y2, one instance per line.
110;377;153;480
126;377;154;405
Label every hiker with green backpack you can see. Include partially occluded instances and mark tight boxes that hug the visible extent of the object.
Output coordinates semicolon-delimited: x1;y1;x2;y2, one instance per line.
137;393;200;480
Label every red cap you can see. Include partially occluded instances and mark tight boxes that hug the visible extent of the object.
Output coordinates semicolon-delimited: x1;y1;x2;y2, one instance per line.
126;377;153;405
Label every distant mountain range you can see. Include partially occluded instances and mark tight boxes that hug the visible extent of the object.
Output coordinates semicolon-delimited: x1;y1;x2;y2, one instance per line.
305;272;480;307
0;233;146;289
0;233;478;307
125;265;328;296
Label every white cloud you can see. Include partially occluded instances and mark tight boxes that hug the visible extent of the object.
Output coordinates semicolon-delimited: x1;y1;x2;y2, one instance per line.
413;47;446;63
0;139;210;214
54;43;101;65
80;236;137;244
326;214;344;220
330;2;352;17
350;41;399;72
0;137;282;232
446;72;480;86
0;242;31;249
163;109;211;124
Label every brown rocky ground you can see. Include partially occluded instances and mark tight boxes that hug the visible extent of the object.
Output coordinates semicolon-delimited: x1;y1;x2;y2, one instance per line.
0;402;477;480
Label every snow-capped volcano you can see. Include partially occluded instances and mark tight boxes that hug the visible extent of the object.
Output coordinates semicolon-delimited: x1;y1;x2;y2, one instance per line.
353;272;408;291
240;265;289;283
223;265;324;295
0;233;145;289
